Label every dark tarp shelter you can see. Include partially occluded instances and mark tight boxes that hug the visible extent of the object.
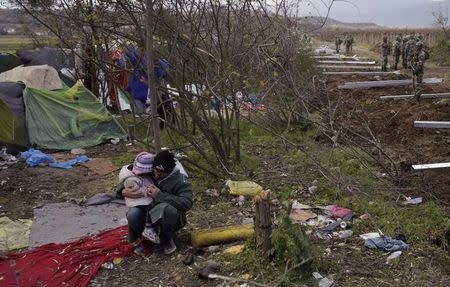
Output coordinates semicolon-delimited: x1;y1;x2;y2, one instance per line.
0;82;28;147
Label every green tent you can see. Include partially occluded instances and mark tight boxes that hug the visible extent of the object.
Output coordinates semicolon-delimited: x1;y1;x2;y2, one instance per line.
0;81;127;150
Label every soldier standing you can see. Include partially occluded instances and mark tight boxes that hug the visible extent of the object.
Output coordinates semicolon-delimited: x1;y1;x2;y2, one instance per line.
335;36;342;53
344;35;352;55
393;36;402;70
381;36;390;72
406;36;416;69
349;34;354;54
412;41;427;100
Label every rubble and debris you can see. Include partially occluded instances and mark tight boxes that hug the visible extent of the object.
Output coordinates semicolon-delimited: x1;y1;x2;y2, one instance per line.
182;253;194;265
386;251;402;264
329;205;353;220
319;277;334;287
223;244;245;255
335;230;353;239
231;195;246;207
359;213;370;220
402;197;423;205
290;209;318;224
205;189;220;197
360;232;382;240
0;147;18;167
110;138;121;145
101;262;114;270
198;260;220;279
242;217;254;225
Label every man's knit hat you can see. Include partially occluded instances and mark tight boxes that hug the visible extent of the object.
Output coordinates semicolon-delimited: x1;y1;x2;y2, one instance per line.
132;152;154;175
153;150;176;174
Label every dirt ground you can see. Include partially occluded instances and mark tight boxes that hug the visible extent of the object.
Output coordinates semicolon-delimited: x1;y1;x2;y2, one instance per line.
1;45;449;286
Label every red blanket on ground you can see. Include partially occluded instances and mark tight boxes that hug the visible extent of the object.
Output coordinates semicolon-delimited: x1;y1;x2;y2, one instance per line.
0;225;132;287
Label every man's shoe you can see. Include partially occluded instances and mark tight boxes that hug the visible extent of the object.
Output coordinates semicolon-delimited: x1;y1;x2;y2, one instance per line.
142;227;160;244
134;240;152;257
163;238;177;255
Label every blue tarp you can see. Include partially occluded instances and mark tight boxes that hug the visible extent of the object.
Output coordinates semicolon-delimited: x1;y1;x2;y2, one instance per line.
21;148;90;169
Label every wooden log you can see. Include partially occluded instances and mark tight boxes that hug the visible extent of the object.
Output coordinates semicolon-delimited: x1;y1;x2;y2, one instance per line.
254;190;272;253
190;224;254;247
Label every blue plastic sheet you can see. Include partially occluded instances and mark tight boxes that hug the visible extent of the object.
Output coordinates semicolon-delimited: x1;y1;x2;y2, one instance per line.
21;148;54;167
365;237;409;252
21;148;90;169
48;155;90;169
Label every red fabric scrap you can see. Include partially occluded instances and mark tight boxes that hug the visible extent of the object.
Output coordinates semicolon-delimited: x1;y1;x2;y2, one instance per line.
0;225;133;287
330;205;353;220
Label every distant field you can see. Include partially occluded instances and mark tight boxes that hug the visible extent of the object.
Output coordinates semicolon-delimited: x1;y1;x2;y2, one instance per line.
0;35;60;52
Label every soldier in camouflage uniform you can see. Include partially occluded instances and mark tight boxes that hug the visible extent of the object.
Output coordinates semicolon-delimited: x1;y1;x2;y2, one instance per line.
335;36;342;53
392;36;402;70
412;41;427;100
381;36;390;72
349;35;354;54
401;35;409;69
406;36;416;69
344;35;351;55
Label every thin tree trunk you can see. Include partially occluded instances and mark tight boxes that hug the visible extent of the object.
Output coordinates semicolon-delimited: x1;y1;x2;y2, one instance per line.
146;0;161;152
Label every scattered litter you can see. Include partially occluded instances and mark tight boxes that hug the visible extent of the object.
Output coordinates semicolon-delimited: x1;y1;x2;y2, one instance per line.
290;209;318;224
308;180;318;193
70;148;86;155
0;148;18;167
0;216;33;251
112;257;123;265
231;195;246;207
386;251;402;264
101;262;114;270
306;215;334;228
359;213;370;220
291;200;313;210
226;180;263;196
0;180;6;186
280;173;288;177
330;205;353;220
182;253;194;265
365;237;409;252
359;232;382;240
319;277;334;287
312;272;324;280
402;197;423;205
242;217;254;225
223;244;244;255
110;138;120;145
198;260;220;279
205;189;220;198
203;245;221;253
335;230;353;239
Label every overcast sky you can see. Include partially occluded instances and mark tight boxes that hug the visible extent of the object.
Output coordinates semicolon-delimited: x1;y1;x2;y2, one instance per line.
306;0;450;27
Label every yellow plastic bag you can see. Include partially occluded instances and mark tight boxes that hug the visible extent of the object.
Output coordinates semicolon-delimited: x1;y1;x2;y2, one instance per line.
227;180;263;196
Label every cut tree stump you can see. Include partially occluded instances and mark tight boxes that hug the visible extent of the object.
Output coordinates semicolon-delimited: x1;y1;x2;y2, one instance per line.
254;190;272;253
